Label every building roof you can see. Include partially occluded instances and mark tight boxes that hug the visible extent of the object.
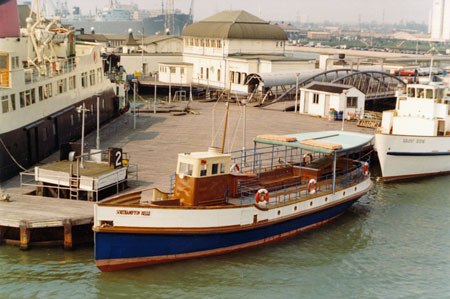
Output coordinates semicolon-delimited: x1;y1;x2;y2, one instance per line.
302;82;353;94
77;33;108;42
125;33;139;46
254;131;374;154
182;10;287;40
228;54;310;62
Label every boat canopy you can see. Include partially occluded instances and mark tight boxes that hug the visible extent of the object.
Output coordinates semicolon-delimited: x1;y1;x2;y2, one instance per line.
253;131;374;154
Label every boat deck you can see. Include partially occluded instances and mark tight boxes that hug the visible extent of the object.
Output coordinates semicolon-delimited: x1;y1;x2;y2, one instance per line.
37;160;116;178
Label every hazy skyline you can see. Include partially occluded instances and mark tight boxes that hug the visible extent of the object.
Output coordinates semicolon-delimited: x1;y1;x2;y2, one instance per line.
60;0;431;24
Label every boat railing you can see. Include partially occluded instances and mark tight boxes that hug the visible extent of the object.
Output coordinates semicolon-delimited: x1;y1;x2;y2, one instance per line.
239;161;368;206
24;57;78;85
230;145;323;176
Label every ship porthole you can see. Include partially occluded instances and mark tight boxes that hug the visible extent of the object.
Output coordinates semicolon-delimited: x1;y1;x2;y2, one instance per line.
354;187;357;191
310;201;313;206
343;191;346;196
325;197;328;202
294;206;297;211
277;210;281;215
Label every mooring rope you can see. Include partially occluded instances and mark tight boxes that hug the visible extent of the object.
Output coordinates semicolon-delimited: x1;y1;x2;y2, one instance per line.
0;137;27;171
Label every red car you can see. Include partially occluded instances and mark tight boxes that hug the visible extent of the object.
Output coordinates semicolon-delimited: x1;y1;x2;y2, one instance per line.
394;69;416;76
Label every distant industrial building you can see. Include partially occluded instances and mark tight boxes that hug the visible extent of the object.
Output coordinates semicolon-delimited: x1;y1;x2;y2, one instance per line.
306;31;331;40
430;0;450;41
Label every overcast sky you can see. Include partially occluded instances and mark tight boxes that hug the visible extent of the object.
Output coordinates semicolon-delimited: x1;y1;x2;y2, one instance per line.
63;0;432;24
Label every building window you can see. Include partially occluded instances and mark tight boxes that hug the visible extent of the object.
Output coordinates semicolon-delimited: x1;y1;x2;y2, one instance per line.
200;67;203;79
217;69;221;82
230;71;234;83
313;93;319;104
346;96;357;108
237;72;241;84
205;39;210;47
211;40;216;47
81;72;88;88
206;68;209;80
241;73;247;85
1;95;8;113
10;94;16;110
217;40;222;48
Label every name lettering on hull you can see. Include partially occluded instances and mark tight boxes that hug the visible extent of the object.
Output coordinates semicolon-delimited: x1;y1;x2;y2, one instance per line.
402;138;425;144
115;210;150;216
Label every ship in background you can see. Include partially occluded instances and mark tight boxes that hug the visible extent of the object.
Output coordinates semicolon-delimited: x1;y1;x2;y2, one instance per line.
0;0;126;182
56;0;194;36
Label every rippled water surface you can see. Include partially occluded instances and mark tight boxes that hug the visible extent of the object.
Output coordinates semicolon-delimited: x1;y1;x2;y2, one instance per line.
1;176;449;298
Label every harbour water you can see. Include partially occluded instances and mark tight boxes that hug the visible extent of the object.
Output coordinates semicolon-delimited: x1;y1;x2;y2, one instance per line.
1;173;448;298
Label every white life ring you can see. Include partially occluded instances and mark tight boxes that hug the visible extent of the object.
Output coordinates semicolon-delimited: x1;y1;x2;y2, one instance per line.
255;189;269;204
230;163;240;173
302;153;313;165
307;179;317;194
363;162;369;176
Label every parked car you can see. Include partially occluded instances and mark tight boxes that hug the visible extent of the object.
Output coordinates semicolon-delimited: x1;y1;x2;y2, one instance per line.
417;67;444;76
394;69;416;77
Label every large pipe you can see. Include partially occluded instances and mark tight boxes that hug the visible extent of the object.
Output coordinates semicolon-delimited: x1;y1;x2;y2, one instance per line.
0;0;20;38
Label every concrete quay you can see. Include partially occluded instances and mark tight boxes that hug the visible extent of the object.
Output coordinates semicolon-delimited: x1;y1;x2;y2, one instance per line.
0;101;375;249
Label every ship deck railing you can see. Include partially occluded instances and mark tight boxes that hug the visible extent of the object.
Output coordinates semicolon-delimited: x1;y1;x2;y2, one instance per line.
24;57;78;85
19;162;138;202
236;162;366;207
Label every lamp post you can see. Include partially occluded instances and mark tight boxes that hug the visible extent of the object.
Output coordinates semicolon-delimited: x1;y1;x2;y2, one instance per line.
154;72;157;114
294;72;300;113
76;101;89;168
132;78;138;129
342;90;348;131
169;69;172;104
138;28;144;75
96;96;100;149
241;98;248;168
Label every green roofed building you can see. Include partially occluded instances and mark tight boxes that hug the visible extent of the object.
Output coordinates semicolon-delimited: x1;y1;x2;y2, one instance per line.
157;10;315;95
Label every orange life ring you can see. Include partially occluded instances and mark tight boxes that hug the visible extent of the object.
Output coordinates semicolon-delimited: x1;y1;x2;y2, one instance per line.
363;162;369;176
230;163;240;173
307;179;317;194
302;153;313;165
255;189;269;204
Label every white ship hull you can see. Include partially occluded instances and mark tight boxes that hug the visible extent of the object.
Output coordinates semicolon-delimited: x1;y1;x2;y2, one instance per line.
375;133;450;181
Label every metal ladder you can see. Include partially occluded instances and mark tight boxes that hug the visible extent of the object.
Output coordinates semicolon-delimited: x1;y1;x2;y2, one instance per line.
69;162;79;200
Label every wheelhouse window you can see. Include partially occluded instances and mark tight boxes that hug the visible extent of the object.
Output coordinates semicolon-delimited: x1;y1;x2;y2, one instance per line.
19;91;25;107
200;164;207;177
69;75;76;90
212;163;218;175
407;87;415;97
38;86;43;101
179;162;193;176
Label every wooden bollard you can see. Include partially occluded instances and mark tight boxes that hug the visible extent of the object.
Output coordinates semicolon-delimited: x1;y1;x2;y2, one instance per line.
0;227;6;245
63;219;73;250
19;221;31;250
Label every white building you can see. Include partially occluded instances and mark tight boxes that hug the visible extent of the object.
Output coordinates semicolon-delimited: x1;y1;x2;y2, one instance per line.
299;82;365;119
157;10;315;95
430;0;450;41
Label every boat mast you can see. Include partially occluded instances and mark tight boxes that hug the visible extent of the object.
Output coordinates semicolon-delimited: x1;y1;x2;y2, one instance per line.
221;79;232;153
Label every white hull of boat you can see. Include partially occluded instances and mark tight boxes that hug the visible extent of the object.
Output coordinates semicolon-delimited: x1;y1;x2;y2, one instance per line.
375;133;450;181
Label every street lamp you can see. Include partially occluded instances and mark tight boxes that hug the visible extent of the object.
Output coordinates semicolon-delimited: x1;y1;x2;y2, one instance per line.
76;101;90;168
132;78;138;129
294;72;300;113
138;28;144;75
241;98;248;169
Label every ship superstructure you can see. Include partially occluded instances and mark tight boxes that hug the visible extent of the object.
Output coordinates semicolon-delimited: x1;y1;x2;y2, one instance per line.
0;0;120;181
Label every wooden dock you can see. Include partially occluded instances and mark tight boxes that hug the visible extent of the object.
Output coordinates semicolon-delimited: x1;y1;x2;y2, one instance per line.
0;194;93;250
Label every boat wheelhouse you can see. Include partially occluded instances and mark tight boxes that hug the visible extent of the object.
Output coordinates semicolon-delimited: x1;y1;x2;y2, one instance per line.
375;82;450;181
94;131;373;271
